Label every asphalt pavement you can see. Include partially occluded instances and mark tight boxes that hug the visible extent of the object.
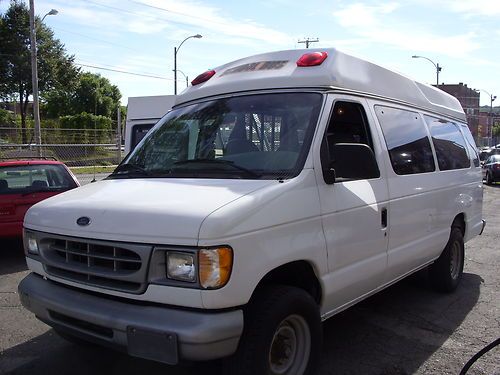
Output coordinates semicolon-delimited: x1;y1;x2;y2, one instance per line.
0;185;499;375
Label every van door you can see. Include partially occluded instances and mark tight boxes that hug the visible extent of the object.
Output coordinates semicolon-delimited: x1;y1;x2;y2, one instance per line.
372;104;443;282
315;95;389;315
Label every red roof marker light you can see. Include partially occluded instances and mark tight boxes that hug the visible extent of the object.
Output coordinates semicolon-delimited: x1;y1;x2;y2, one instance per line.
296;52;328;67
191;70;216;86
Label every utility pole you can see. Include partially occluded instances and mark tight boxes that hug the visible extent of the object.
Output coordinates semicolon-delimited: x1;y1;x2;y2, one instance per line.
489;94;497;146
116;107;122;164
29;0;41;155
298;38;319;49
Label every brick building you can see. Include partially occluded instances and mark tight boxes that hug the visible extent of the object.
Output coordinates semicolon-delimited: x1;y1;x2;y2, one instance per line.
478;110;500;144
436;83;480;138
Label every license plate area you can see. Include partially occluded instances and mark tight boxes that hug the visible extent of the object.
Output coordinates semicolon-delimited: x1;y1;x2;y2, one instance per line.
127;326;178;364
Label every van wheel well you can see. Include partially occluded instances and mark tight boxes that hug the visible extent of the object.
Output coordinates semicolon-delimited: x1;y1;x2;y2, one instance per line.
452;213;465;236
253;261;322;305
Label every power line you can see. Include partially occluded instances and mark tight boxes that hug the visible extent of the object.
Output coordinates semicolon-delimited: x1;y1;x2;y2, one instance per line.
83;0;195;29
77;59;168;77
128;0;231;27
53;26;139;52
75;63;170;80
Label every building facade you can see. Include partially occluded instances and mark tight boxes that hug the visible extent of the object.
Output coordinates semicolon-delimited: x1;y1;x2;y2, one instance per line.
436;83;480;139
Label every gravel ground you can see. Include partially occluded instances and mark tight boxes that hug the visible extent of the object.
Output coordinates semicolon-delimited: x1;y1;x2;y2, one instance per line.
0;185;498;375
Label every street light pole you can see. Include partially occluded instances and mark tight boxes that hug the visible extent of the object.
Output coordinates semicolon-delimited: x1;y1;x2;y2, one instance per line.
478;89;497;146
412;55;442;86
176;70;189;88
28;2;58;154
173;34;202;95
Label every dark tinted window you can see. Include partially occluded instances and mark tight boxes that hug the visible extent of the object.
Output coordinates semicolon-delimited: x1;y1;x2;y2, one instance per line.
324;101;378;180
132;124;155;150
424;116;470;170
459;124;480;167
375;106;435;175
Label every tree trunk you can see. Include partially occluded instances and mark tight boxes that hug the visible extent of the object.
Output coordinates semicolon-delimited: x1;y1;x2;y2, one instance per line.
19;84;27;144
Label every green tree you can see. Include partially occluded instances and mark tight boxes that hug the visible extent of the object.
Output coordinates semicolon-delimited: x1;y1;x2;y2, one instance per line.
44;72;121;119
0;0;79;143
493;124;500;137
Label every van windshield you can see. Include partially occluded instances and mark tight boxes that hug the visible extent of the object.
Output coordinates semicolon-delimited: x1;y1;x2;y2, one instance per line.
112;93;323;180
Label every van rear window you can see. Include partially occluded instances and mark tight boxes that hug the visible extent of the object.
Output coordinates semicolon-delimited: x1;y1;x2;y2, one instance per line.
424;116;470;170
375;106;435;175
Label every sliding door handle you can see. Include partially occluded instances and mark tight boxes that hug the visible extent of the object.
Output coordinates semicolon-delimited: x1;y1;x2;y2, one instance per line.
381;208;388;229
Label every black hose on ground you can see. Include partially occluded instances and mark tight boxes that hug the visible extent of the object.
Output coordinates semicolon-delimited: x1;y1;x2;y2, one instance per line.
459;337;500;375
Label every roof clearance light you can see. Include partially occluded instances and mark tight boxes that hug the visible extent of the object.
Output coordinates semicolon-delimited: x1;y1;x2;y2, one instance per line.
296;52;328;67
191;70;216;86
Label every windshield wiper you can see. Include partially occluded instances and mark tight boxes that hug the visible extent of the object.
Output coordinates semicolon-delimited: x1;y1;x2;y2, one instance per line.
173;159;261;178
111;163;151;177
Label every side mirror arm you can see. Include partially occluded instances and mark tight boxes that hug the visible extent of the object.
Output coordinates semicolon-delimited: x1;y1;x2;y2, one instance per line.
320;137;335;185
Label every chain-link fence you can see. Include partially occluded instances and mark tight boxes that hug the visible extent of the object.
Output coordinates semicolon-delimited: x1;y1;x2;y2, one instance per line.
0;127;123;185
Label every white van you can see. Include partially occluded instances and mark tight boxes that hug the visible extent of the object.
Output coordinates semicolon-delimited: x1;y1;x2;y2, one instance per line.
124;95;176;154
19;49;485;375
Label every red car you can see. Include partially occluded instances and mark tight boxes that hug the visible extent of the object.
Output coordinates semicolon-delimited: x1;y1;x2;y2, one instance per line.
0;158;80;238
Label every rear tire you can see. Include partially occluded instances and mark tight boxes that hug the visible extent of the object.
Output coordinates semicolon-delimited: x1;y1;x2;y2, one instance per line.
486;171;494;185
429;227;464;293
223;285;322;375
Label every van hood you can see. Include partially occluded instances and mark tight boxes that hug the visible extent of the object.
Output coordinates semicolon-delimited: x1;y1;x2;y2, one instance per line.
24;178;273;245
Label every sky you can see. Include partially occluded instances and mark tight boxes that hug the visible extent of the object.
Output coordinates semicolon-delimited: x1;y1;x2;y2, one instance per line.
2;0;500;106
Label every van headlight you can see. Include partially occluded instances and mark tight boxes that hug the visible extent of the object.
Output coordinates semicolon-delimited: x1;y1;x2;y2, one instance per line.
23;230;39;255
167;252;196;282
163;246;233;289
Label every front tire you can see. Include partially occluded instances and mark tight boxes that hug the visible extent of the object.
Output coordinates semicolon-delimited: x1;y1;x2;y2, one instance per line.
429;227;464;293
224;285;322;375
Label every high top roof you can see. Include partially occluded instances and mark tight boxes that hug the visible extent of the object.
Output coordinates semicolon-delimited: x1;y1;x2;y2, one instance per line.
175;48;466;122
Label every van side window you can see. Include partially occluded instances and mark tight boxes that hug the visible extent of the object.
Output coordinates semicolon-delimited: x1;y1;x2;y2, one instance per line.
375;106;435;175
459;123;480;167
424;116;470;170
324;101;378;180
327;102;373;148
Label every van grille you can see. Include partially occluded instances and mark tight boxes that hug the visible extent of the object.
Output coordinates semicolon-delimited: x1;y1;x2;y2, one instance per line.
39;234;152;294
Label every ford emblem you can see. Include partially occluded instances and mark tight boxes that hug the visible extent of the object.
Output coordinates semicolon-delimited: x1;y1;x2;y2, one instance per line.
76;216;91;226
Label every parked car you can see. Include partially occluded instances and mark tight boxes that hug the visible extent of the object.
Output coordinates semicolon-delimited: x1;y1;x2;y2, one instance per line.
483;154;500;184
0;158;79;238
479;147;500;163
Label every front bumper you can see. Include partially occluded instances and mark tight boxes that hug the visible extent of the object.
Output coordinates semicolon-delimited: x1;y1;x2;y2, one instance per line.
18;273;243;364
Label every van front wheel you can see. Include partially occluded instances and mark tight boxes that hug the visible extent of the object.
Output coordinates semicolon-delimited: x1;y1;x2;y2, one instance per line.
223;285;322;375
429;227;464;293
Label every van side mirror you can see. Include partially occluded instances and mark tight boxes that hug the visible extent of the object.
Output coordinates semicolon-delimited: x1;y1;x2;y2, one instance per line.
332;143;380;180
326;143;380;182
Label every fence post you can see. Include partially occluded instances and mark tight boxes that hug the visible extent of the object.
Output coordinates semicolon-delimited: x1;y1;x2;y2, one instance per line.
116;107;122;164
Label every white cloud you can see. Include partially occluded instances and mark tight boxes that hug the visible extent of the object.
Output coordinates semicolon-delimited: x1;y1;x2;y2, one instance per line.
332;3;480;58
48;0;293;46
442;0;500;17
